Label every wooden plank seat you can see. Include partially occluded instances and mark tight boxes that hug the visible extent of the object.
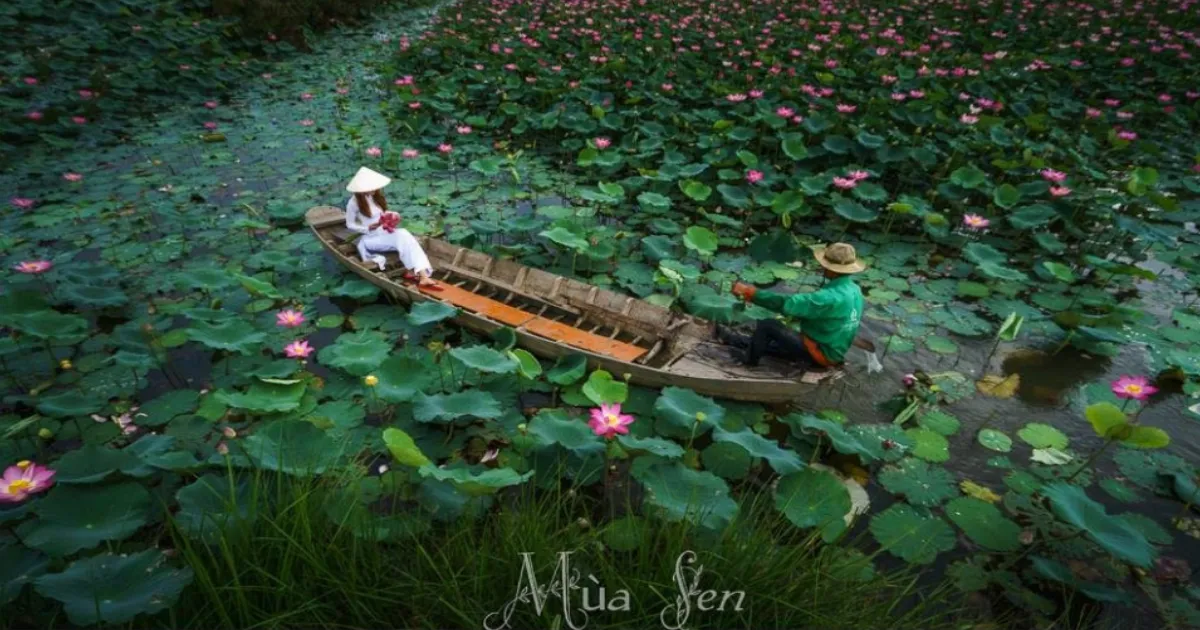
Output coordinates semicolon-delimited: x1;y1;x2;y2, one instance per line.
417;284;647;362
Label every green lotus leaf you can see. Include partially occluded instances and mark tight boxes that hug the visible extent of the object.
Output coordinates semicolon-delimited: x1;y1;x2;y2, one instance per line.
924;335;958;354
993;184;1021;209
527;409;604;455
1017;422;1069;450
540;226;590;251
547;353;588;385
35;389;105;418
34;550;192;626
383;427;432;467
174;474;258;542
413;391;503;423
683;226;719;256
1041;482;1155;567
916;410;961;436
774;466;853;537
317;331;391;376
407;301;459;326
418;463;533;496
374;353;437;403
878;457;959;507
581;369;628;405
450;345;518;375
977;428;1014;453
906;427;950;463
852;182;887;203
59;284;129;308
331;277;380;301
702;441;753;480
235;273;283;299
1086;402;1129;439
175;268;235;292
0;546;48;605
945;497;1021;552
136;390;200;427
654;386;723;434
509;348;542;379
1036;233;1065;255
8;311;90;342
717;184;750;208
241;420;343;475
949;165;987;189
680;179;712;202
636;192;672;213
711;425;803;474
52;444;142;484
869;503;956;565
963;242;1028;282
185;319;267;354
215;380;306;413
833;197;879;223
780;132;808;160
18;482;151;556
617;434;684;458
685;293;738;323
633;461;738;531
1123;425;1170;449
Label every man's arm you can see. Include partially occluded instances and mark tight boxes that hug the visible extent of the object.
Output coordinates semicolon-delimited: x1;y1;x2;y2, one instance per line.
751;288;834;318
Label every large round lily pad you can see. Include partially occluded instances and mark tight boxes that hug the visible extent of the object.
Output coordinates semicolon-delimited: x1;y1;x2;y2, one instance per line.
944;497;1022;552
633;461;738;531
1041;482;1155;568
34;550;193;626
1018;423;1069;450
17;482;152;556
317;331;391;376
878;458;959;507
869;503;957;565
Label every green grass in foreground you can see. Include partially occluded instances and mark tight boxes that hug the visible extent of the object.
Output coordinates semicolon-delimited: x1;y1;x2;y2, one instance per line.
152;470;967;630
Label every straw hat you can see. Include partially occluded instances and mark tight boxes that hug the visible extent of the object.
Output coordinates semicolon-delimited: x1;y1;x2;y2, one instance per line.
346;166;392;193
813;242;866;274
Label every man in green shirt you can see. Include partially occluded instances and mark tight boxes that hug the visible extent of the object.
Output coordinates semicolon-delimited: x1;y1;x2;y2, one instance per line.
725;242;865;368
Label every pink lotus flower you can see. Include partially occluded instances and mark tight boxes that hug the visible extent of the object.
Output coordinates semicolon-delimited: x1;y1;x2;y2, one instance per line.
63;172;83;182
908;89;925;99
394;76;414;86
746;170;764;184
408;102;422;110
1040;169;1067;183
14;260;52;274
849;170;870;181
594;137;611;150
1117;130;1138;141
276;309;305;328
216;442;229;455
1158;94;1172;103
1085;108;1102;118
203;121;218;130
1120;57;1135;66
10;197;34;209
179;64;191;71
748;89;764;99
661;83;674;91
960;114;979;125
836;103;856;113
284;339;314;358
832;177;858;190
402;148;420;158
299;119;315;126
776;106;795;117
726;93;747;102
204;101;218;109
27;111;43;120
588;403;634;439
1116;111;1134;120
1049;186;1071;197
1104;99;1121;107
881;75;897;84
902;374;916;388
438;143;453;154
0;461;55;503
963;214;990;229
301;93;313;101
71;116;87;125
78;89;93;99
336;87;349;95
456;125;472;134
23;77;38;85
366;146;382;157
875;47;890;56
891;93;907;101
1112;375;1157;401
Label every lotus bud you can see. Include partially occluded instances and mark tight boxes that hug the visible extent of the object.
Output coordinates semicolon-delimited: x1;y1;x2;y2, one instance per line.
622;372;632;382
517;423;527;434
216;442;229;455
902;373;916;388
222;426;237;439
576;517;591;530
364;374;379;387
37;428;54;439
695;411;706;423
59;359;72;370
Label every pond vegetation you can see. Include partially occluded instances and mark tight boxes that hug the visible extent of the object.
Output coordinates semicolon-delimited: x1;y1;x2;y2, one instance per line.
3;0;1200;627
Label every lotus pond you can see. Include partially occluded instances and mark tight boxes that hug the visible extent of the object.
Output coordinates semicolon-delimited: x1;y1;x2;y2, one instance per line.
4;0;1200;627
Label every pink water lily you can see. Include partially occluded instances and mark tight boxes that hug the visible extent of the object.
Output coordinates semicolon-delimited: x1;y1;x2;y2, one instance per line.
456;125;473;134
402;148;420;158
836;103;857;113
1040;169;1067;183
963;214;990;229
594;136;611;149
71;116;87;125
1112;375;1157;401
0;461;55;503
366;146;382;157
27;111;43;120
832;177;858;190
23;77;38;85
438;143;453;154
204;101;218;109
14;260;52;274
284;339;314;358
745;170;764;184
1049;186;1071;197
588;403;634;439
203;121;218;130
10;197;34;210
276;309;306;328
1117;130;1138;141
960;114;979;124
301;92;314;101
299;119;315;126
775;106;794;117
849;170;870;181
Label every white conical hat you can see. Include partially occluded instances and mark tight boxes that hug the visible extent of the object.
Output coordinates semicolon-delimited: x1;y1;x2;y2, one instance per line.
346;167;392;193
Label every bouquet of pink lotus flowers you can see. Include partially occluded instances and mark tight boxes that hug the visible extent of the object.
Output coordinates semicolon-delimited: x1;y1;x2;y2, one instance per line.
379;211;400;233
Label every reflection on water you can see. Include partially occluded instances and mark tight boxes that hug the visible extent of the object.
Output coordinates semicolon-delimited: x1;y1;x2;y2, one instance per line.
1001;346;1112;407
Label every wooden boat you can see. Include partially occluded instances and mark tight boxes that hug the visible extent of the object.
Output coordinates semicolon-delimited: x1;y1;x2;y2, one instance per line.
306;206;843;403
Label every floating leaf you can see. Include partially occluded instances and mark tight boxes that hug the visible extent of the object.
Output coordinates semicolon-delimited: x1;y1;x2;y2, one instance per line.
905;427;950;463
317;331;391;376
383;428;432;467
945;497;1022;551
976;373;1020;398
978;429;1013;452
450;345;518;374
960;480;1002;503
18;483;152;556
775;467;852;533
683;226;719;256
34;551;192;626
1017;423;1069;450
1042;482;1155;567
869;503;957;565
375;353;436;402
413;391;503;423
654;387;723;434
215;380;306;414
547;353;588;385
878;458;959;507
582;370;628;405
185;319;266;354
407;301;459;326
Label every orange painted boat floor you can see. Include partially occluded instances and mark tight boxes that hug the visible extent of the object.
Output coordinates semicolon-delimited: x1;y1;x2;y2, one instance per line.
420;283;647;363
